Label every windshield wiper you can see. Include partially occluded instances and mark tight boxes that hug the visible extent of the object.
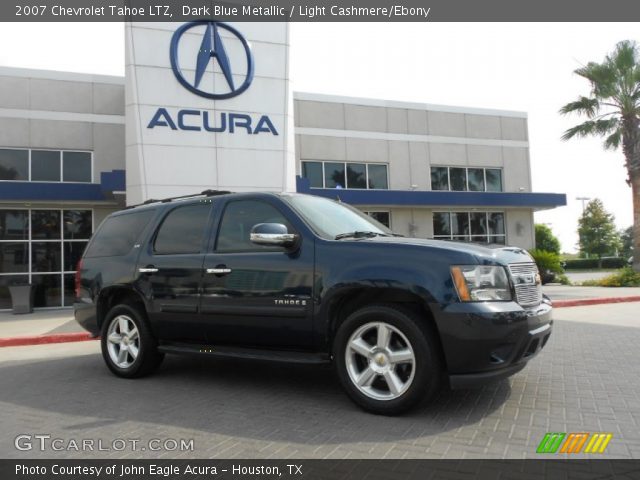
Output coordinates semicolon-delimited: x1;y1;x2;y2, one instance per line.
335;231;390;240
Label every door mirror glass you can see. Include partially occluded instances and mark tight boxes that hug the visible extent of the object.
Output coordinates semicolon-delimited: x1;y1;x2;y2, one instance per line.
250;223;298;248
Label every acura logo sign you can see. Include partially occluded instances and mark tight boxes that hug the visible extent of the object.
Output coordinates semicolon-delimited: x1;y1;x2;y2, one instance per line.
169;21;255;100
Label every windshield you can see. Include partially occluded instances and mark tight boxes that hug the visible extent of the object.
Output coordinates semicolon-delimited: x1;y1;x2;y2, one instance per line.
284;194;393;239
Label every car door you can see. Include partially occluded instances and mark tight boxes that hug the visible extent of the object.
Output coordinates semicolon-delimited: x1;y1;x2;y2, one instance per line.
200;197;314;348
136;201;213;343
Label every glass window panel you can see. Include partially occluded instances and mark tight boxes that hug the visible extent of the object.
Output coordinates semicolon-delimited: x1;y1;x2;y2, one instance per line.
449;168;467;191
31;150;61;181
367;164;388;189
468;168;485;191
324;162;345;188
31;242;62;273
301;162;323;188
470;212;487;235
32;274;62;307
31;210;61;240
451;212;469;236
366;212;390;228
62;151;91;182
0;149;28;180
0;242;29;273
84;210;155;258
154;204;212;255
430;167;449;190
471;235;489;244
63;210;92;239
489;235;506;245
0;210;28;240
64;241;87;271
488;212;505;235
452;235;469;242
0;275;30;309
346;164;367;189
63;273;76;307
433;212;451;236
485;169;503;192
216;200;291;252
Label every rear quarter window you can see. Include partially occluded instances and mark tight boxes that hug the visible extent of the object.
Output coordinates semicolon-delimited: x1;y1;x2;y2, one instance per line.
84;210;155;258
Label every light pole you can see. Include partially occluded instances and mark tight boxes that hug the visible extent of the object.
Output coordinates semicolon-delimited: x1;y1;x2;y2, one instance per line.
576;196;591;215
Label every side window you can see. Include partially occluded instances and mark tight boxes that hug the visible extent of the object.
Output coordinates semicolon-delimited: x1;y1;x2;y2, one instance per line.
154;203;212;255
216;200;292;252
84;210;154;258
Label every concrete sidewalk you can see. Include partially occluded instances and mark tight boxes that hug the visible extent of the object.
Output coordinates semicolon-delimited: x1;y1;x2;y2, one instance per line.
0;309;83;338
543;285;640;301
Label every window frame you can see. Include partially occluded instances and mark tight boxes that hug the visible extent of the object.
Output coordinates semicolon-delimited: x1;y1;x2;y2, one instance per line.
429;166;503;193
0;147;94;184
0;207;94;309
301;160;389;190
432;210;507;244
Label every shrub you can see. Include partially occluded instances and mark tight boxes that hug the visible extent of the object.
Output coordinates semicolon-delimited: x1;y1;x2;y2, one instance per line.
597;267;640;287
563;257;627;270
528;249;563;275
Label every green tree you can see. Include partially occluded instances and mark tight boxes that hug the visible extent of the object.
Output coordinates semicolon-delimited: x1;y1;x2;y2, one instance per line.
577;199;621;266
534;224;561;254
620;226;634;259
560;40;640;272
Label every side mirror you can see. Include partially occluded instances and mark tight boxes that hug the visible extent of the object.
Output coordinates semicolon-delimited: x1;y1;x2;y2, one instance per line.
250;223;298;248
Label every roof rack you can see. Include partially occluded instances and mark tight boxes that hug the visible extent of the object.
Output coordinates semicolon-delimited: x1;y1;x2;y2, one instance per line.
125;189;233;209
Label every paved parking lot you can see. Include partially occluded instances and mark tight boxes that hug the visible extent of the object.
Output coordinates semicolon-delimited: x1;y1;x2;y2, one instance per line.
1;303;639;460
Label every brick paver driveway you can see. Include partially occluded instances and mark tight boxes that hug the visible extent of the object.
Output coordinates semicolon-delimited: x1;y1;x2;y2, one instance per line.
1;303;639;459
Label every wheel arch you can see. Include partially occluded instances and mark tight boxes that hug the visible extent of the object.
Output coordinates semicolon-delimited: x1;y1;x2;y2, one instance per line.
96;286;148;331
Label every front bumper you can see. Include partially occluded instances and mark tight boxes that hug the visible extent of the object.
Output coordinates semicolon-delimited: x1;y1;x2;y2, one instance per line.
434;299;553;388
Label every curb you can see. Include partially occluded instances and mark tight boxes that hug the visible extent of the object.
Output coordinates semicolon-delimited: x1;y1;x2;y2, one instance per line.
553;296;640;308
0;332;97;348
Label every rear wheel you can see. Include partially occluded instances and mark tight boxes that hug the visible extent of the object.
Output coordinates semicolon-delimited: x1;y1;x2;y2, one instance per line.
334;304;441;415
101;304;164;378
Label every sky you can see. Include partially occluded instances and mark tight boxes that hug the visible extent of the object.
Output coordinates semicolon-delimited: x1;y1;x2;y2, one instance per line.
0;22;636;252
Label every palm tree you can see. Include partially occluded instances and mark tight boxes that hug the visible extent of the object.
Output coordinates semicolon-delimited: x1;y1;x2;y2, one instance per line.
560;40;640;272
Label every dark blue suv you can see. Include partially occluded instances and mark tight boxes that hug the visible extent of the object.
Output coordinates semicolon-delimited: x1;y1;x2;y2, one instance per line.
74;191;552;415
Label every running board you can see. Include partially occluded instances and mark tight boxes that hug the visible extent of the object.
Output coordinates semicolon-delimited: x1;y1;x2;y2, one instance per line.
158;343;330;365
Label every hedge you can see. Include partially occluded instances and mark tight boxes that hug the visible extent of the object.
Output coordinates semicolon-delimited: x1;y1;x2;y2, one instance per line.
563;257;628;270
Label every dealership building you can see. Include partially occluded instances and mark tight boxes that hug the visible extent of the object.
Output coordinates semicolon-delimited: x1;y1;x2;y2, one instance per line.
0;22;565;309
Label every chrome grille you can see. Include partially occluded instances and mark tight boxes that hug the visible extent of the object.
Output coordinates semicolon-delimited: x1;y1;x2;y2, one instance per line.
508;263;542;307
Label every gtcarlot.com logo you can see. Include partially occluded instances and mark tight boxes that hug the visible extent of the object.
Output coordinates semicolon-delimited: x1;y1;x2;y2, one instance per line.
537;432;613;454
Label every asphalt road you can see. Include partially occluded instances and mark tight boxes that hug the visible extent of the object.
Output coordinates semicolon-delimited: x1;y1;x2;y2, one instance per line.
1;303;639;459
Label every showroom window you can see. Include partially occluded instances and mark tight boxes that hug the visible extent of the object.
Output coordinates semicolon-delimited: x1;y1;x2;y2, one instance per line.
302;161;389;189
432;211;506;244
0;148;93;183
430;166;502;192
363;211;391;229
0;209;93;309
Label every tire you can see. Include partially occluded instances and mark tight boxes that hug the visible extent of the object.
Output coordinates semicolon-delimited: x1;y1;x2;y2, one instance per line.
333;304;441;415
100;304;164;378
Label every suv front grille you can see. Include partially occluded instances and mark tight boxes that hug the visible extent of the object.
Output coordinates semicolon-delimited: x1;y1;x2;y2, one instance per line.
508;263;542;307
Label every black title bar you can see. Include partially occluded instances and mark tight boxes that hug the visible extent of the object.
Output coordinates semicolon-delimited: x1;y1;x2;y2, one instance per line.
3;0;640;21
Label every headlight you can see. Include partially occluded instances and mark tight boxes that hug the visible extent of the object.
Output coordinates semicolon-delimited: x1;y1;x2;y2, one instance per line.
450;265;512;302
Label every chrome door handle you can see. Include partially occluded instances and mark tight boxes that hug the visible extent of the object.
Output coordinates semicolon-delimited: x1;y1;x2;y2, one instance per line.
139;267;159;273
206;268;232;275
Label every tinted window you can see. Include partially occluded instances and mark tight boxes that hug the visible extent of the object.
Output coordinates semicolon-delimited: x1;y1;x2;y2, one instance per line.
63;152;91;182
431;167;449;190
63;210;92;239
31;210;61;240
366;211;390;228
449;168;467;191
0;149;28;180
433;212;451;236
468;168;485;191
325;162;345;188
347;164;367;189
367;164;388;189
486;169;503;192
217;200;291;252
31;150;61;181
0;242;29;273
0;210;28;240
451;212;469;236
302;162;323;188
154;204;211;255
85;210;155;258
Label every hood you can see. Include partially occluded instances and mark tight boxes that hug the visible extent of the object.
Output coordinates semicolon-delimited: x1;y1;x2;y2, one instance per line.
358;236;534;265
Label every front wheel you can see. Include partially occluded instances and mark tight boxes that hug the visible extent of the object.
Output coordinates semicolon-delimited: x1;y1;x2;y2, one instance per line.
101;304;164;378
334;305;441;415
